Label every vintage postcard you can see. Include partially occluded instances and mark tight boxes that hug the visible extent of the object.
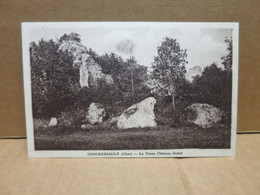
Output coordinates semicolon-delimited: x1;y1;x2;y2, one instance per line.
22;22;239;158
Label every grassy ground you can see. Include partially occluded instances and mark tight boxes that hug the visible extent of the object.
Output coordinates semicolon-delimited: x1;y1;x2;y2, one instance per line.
34;125;231;150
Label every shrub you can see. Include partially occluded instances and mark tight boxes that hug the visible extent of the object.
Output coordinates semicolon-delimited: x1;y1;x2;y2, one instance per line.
57;104;87;127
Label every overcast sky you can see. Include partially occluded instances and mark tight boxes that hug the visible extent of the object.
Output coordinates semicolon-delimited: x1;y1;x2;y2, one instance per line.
30;26;232;70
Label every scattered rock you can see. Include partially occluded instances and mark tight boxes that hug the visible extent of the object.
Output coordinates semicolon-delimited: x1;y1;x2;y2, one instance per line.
188;103;224;128
86;103;107;125
49;117;58;127
81;124;93;129
117;97;157;129
33;119;49;129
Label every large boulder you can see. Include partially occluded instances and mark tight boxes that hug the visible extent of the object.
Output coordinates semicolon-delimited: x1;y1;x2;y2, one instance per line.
117;97;157;129
188;103;224;128
86;103;107;125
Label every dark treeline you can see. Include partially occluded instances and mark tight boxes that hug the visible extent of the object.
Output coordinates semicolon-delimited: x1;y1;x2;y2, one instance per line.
30;33;232;127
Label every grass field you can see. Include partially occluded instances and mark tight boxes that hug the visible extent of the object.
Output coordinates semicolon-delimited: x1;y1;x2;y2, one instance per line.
34;125;231;150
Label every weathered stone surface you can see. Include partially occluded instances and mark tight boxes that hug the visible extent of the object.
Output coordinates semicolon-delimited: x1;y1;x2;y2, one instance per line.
81;57;113;88
188;103;224;128
110;116;119;124
49;117;58;127
117;97;157;129
86;103;107;125
59;39;113;88
79;54;91;88
81;124;93;129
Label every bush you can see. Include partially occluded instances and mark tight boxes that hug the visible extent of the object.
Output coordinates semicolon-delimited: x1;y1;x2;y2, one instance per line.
57;104;87;127
171;106;197;128
154;95;174;126
154;93;198;128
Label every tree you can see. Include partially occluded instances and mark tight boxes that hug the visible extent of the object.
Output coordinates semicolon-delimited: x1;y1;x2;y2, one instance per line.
30;39;78;118
221;37;232;72
190;62;232;120
151;37;187;110
116;39;137;104
88;51;124;77
126;57;136;103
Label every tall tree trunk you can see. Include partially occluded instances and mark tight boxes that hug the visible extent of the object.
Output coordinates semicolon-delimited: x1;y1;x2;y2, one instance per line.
171;86;176;125
131;69;135;93
170;85;176;111
172;93;175;111
130;64;135;104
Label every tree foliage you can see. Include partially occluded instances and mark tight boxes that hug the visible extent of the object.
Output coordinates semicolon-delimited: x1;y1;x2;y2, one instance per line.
191;63;230;109
221;37;232;72
30;39;78;118
151;37;188;109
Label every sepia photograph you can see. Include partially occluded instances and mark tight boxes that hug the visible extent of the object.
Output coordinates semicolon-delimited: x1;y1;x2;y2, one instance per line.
22;22;238;157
